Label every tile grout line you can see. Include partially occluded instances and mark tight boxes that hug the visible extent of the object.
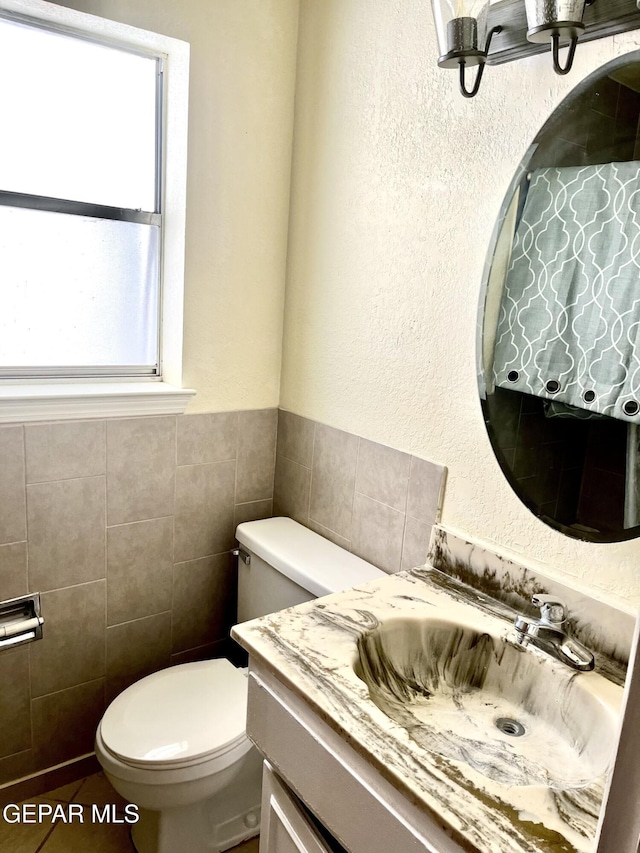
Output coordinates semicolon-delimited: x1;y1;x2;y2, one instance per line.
32;816;61;853
306;421;316;525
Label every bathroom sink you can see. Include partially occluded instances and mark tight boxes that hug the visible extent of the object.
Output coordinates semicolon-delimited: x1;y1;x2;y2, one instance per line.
354;616;620;789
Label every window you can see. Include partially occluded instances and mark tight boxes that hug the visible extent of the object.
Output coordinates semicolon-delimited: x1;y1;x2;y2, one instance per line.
0;1;192;420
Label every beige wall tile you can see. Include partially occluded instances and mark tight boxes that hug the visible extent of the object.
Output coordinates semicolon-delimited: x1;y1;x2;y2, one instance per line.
306;519;351;551
236;409;277;503
0;541;28;600
0;749;34;787
355;439;411;512
106;612;172;703
401;515;432;570
351;493;404;573
174;461;235;562
234;499;273;527
309;424;358;539
273;455;311;524
31;679;105;772
0;406;283;791
277;410;315;467
107;517;173;626
27;477;106;592
407;457;446;523
106;417;176;526
0;647;30;758
0;426;26;545
172;553;235;653
25;421;105;484
177;411;238;466
31;581;106;698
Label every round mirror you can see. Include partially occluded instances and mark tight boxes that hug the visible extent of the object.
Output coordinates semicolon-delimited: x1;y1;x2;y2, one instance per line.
479;52;640;543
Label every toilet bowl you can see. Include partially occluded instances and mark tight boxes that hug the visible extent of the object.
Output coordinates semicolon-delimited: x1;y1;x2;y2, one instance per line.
95;658;262;853
95;517;385;853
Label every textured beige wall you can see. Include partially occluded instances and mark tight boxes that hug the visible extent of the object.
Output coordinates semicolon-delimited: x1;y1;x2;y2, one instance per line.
56;0;299;413
280;1;640;605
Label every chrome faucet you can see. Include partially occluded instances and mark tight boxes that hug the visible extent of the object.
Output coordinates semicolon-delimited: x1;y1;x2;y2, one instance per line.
513;594;595;671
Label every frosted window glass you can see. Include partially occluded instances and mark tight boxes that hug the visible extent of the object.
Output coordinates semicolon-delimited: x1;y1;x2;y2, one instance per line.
0;207;159;368
0;19;157;211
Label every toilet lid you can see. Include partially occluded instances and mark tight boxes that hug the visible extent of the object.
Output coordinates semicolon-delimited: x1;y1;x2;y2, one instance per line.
100;659;249;767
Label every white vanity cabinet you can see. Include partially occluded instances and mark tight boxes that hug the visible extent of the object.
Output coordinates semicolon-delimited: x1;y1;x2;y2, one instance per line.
235;565;621;853
247;662;465;853
260;763;337;853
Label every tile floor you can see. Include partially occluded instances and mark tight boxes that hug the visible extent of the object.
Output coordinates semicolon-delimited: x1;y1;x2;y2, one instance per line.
0;772;260;853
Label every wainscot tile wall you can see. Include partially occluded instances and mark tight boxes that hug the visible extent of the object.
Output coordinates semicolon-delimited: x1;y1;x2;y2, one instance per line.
0;406;446;791
274;411;447;573
0;409;277;788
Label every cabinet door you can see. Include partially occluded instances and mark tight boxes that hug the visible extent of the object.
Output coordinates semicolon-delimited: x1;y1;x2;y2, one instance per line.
260;762;335;853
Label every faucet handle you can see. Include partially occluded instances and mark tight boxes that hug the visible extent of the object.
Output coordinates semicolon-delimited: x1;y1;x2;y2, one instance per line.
513;616;532;645
531;594;566;625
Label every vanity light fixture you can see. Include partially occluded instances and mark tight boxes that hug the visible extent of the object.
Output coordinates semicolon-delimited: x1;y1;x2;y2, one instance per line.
431;0;640;98
431;0;503;98
525;0;595;75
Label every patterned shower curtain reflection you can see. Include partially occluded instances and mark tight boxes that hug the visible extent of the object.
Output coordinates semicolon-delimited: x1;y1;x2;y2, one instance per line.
492;162;640;424
491;161;640;530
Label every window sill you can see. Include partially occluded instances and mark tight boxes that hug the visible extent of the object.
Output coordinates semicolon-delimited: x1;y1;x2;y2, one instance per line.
0;382;196;424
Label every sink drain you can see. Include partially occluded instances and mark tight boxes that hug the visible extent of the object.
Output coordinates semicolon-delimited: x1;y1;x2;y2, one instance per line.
495;717;526;737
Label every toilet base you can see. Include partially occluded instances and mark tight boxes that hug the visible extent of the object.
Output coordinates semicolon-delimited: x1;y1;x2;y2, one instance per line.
124;746;262;853
132;802;260;853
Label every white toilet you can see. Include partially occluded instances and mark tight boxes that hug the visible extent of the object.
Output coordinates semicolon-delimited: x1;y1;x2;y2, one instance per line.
95;516;385;853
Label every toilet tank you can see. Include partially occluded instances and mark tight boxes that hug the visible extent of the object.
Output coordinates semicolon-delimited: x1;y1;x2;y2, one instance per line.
235;517;386;623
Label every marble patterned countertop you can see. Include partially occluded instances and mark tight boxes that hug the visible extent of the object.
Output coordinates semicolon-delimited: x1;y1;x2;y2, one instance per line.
232;566;624;853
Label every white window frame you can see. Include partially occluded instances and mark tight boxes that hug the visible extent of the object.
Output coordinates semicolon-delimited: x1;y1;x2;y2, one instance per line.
0;0;194;422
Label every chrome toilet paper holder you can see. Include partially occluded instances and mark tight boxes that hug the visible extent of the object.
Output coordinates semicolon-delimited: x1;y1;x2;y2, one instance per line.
0;593;44;649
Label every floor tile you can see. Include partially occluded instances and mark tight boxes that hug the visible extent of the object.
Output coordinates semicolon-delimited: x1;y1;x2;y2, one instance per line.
39;818;135;853
229;838;260;853
26;772;260;852
45;779;85;803
0;799;56;853
72;772;128;811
